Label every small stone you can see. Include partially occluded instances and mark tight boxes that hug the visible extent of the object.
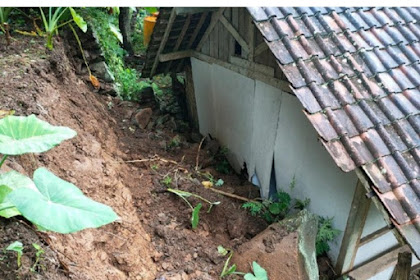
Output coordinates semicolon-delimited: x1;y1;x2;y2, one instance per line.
135;108;153;129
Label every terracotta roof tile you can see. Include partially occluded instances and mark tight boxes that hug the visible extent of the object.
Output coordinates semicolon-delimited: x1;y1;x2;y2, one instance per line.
248;7;420;257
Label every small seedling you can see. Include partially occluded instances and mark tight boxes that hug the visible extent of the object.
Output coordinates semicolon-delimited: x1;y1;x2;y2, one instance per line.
168;135;181;149
167;188;220;229
294;198;310;210
151;164;159;171
244;261;268;280
201;172;224;187
161;176;172;187
6;241;23;268
31;243;44;272
218;245;244;278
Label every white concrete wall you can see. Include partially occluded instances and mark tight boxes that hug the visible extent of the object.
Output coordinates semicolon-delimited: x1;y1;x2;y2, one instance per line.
190;57;417;279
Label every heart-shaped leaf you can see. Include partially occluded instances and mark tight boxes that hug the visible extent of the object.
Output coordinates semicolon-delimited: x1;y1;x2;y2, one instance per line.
0;171;37;218
0;115;76;155
7;168;118;233
244;261;268;280
69;8;87;32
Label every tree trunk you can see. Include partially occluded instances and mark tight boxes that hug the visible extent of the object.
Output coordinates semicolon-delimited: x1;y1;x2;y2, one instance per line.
119;7;133;56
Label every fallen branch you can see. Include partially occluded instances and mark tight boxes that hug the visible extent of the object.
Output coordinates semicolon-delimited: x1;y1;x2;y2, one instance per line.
207;187;254;203
125;155;178;165
195;136;206;171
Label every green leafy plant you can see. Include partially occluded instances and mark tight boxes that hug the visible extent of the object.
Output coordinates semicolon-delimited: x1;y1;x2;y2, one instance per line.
82;8;161;101
161;175;172;187
0;115;118;233
0;7;13;44
39;7;87;50
6;241;23;268
242;191;291;223
168;135;181;149
31;243;44;272
167;188;220;229
244;261;268;280
316;216;340;256
294;198;310;210
217;245;244;278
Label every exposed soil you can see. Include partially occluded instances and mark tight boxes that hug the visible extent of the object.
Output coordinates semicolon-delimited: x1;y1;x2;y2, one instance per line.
0;34;334;279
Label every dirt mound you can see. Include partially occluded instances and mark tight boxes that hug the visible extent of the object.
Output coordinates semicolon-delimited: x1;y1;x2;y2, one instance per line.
1;36;156;279
0;34;334;280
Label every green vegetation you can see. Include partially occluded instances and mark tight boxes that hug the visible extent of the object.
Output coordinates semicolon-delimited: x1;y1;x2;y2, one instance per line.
39;7;87;50
316;216;340;256
31;243;44;272
82;8;159;101
5;241;23;267
244;261;268;280
242;191;291;223
161;175;173;187
0;115;118;233
218;245;244;278
167;188;220;229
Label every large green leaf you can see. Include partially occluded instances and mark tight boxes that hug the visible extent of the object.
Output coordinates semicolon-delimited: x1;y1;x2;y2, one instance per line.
0;171;37;218
7;168;118;233
0;115;76;155
69;8;87;33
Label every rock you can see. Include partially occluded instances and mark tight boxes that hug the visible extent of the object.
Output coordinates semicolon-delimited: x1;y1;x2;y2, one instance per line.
231;210;319;280
90;61;114;82
135;108;153;129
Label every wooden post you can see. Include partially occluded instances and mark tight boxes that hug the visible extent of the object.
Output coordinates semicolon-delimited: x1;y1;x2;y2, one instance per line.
150;9;177;77
335;180;371;275
184;63;199;130
390;252;412;280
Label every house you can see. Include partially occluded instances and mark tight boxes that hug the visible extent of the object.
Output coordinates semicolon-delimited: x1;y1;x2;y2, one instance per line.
143;7;420;279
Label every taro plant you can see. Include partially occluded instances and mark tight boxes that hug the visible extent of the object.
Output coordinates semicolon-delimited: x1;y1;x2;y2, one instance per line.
167;188;220;229
31;243;44;272
218;245;244;278
0;114;118;234
39;7;87;50
6;241;23;268
244;261;268;280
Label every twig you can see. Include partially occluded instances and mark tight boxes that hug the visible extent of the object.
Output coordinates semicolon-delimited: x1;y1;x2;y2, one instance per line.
195;136;206;171
207;187;254;203
125;155;178;165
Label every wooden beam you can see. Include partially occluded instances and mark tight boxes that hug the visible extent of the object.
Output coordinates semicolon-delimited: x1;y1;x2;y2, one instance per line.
159;50;193;62
359;226;392;247
165;14;191;74
184;64;199;130
186;12;208;49
219;14;250;54
390;252;412;280
248;16;255;61
193;51;292;93
335;180;371;275
196;8;225;51
229;55;275;76
150;9;177;77
355;168;407;246
254;42;269;57
347;245;411;280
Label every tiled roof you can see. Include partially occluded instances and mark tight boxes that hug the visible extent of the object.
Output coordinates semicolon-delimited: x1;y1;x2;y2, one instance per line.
248;7;420;257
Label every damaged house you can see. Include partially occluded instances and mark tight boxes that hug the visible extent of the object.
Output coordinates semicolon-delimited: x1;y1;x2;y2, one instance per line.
143;7;420;279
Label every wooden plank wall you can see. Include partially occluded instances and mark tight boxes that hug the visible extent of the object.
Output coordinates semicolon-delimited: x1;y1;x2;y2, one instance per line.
198;7;287;81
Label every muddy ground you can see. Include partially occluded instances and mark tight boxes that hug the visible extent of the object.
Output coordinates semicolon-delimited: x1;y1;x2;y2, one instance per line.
0;35;335;280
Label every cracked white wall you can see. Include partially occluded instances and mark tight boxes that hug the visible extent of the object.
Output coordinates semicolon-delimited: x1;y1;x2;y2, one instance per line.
190;57;418;279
